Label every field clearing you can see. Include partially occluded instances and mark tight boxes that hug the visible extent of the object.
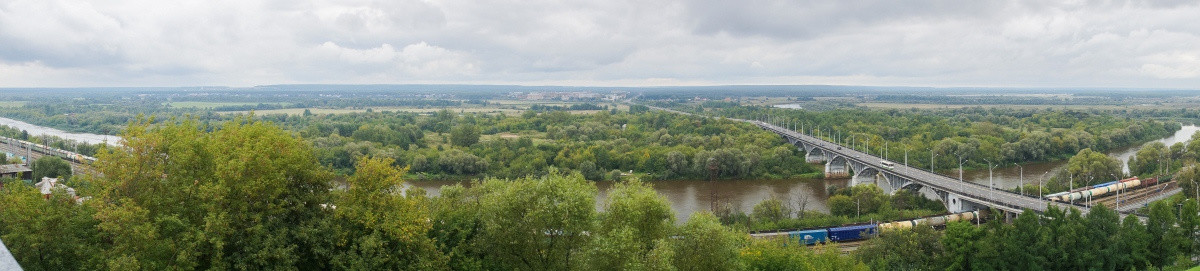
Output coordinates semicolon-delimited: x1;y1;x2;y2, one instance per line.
0;101;27;107
488;99;578;106
222;101;624;116
224;106;524;115
739;97;800;106
168;101;290;108
856;102;1171;110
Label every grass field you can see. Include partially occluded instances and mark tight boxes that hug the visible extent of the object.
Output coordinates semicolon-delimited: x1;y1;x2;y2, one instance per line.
167;101;291;108
226;107;524;115
220;101;625;116
0;101;27;107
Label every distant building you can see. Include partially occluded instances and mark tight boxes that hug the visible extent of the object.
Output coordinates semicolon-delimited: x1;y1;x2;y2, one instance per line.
0;164;30;180
34;177;75;199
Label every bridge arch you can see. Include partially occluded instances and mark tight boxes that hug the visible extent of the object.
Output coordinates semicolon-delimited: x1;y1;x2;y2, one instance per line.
825;155;849;178
805;147;827;163
851;166;881;187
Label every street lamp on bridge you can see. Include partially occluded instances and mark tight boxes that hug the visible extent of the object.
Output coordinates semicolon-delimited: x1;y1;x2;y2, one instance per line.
930;152;940;173
956;154;968;190
1038;170;1053;199
1013;163;1024;196
983;159;998;191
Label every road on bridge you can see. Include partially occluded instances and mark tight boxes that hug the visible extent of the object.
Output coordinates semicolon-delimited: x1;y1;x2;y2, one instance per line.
757;122;1089;216
636;103;1153;219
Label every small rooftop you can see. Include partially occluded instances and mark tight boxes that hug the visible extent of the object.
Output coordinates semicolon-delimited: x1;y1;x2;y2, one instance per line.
0;164;30;174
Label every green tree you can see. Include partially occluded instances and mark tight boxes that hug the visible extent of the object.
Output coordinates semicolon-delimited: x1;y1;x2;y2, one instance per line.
428;184;485;271
856;224;943;270
449;124;480;147
828;195;855;217
1084;204;1120;270
0;184;101;270
666;151;689;178
742;238;867;271
30;156;72;181
1179;199;1199;258
1129;141;1167;177
597;179;674;247
1063;148;1123;187
437;149;488;175
751;197;791;225
90;117;334;270
1002;210;1045;270
942;221;983;271
325;157;447;270
1116;214;1152;270
587;179;675;271
476;171;597;270
672;212;744;271
1179;165;1200;200
1147;200;1182;268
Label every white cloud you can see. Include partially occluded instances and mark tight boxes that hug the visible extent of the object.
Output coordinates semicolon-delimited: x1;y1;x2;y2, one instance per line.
0;0;1197;88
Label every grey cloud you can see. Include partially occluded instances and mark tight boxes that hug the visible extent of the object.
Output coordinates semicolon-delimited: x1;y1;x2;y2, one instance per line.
681;0;1007;39
0;0;1198;88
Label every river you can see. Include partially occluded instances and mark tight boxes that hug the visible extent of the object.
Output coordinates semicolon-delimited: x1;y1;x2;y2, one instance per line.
0;116;120;145
407;178;848;222
959;124;1199;190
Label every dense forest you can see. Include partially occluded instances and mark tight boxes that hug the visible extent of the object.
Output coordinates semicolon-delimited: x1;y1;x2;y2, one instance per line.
293;109;819;180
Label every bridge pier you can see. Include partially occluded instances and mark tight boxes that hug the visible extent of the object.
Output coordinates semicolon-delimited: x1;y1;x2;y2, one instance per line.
825;155;848;178
805;146;827;163
935;190;987;213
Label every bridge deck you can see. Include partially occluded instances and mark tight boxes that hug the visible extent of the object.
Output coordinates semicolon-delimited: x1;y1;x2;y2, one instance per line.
627;103;1149;219
754;121;1157;220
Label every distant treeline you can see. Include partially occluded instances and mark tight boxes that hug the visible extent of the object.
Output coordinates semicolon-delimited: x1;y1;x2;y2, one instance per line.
528;103;607;111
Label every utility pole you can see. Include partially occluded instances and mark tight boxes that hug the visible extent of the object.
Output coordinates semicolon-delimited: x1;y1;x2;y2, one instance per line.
1112;173;1120;210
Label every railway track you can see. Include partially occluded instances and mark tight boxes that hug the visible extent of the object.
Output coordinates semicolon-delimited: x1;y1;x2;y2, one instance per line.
1081;181;1176;210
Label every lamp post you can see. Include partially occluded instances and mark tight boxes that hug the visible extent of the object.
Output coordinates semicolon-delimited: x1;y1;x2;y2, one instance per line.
931;152;940;172
956;154;968;190
1014;163;1024;196
984;159;997;191
1038;170;1052;199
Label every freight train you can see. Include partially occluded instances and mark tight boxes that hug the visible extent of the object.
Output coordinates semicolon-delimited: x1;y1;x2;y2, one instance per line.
1048;177;1158;203
750;210;982;245
1;137;97;164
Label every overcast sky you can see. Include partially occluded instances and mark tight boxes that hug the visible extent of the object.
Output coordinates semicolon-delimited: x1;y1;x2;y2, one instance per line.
1;0;1198;88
